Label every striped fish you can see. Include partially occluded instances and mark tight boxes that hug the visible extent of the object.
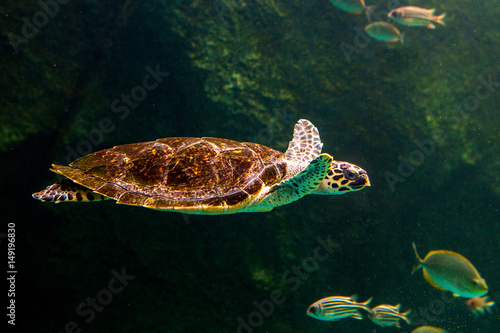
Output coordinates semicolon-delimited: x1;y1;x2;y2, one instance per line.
368;304;411;327
306;295;372;321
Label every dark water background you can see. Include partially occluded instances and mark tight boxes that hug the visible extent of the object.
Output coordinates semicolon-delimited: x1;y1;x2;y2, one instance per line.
1;0;498;332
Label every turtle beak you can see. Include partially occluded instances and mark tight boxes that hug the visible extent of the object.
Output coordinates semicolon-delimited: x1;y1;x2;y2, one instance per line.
363;174;371;187
360;169;370;187
351;173;370;189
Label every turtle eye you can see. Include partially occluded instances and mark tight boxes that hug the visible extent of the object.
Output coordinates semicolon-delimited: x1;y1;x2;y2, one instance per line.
344;170;358;180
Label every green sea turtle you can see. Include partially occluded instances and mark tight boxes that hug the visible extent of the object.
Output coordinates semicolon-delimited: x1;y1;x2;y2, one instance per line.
33;119;370;214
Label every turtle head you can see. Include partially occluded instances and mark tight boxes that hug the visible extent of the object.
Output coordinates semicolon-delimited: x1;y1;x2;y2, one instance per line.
312;161;370;195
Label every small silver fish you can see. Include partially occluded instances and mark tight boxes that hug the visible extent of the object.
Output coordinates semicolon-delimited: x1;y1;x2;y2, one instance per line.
388;7;446;29
368;304;411;327
306;295;372;321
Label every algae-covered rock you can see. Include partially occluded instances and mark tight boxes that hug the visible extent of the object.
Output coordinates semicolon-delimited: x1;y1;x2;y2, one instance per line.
0;1;148;154
164;0;500;195
1;1;107;152
2;1;499;332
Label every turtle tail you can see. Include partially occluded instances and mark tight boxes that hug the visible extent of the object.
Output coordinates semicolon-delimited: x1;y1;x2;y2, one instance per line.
32;179;107;203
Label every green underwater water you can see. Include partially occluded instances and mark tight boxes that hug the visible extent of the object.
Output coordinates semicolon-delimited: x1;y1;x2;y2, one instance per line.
0;0;498;332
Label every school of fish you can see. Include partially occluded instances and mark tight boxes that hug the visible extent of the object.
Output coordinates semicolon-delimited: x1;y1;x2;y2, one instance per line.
307;2;492;332
306;243;493;330
329;0;447;44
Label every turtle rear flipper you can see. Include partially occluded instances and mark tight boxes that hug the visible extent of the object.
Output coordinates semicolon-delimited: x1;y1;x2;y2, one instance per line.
32;179;107;203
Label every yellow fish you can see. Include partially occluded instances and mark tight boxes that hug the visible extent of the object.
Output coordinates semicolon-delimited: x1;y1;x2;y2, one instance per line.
412;243;488;298
364;22;404;44
412;326;447;333
329;0;366;14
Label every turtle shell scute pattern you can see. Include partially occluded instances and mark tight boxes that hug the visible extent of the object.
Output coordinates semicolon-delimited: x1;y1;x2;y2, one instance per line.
57;137;288;213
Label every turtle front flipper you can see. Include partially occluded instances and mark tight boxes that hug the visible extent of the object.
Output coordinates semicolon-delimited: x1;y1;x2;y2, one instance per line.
244;153;333;212
284;119;323;178
32;179;107;203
